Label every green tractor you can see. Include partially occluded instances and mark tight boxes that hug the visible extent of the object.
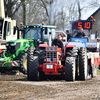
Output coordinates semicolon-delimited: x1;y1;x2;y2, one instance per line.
0;23;56;74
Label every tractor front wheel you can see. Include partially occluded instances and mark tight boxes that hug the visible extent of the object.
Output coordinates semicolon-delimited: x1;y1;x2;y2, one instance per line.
19;53;27;74
28;56;39;81
65;57;75;81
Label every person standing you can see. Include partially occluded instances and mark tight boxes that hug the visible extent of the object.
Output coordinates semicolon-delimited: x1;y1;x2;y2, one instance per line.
66;30;71;42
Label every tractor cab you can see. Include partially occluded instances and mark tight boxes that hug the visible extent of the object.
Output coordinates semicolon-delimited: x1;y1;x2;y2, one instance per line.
22;24;56;41
13;23;56;46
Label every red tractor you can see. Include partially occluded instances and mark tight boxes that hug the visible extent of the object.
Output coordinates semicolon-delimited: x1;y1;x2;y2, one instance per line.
27;31;87;81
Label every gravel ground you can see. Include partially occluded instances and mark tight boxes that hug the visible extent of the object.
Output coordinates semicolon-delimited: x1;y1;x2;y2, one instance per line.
0;72;100;100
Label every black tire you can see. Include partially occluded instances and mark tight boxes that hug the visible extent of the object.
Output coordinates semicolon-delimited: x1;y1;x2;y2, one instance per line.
34;47;46;80
66;47;78;57
34;47;45;64
27;46;35;80
27;47;35;66
28;56;39;81
65;57;75;81
79;47;88;80
66;47;78;80
27;47;45;81
19;52;27;74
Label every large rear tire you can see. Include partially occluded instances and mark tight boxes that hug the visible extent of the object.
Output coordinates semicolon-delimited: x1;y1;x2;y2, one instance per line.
79;47;88;80
34;47;45;64
34;47;46;80
27;47;35;80
65;57;75;81
28;56;39;81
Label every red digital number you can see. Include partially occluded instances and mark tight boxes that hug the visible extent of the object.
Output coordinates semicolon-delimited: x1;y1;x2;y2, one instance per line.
84;22;91;28
78;22;82;28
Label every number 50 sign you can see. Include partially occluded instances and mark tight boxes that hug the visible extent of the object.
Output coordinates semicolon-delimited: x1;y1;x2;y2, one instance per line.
72;21;92;30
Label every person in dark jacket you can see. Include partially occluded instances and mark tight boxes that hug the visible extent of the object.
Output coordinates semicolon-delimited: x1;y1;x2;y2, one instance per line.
75;28;88;38
66;30;71;42
52;35;63;49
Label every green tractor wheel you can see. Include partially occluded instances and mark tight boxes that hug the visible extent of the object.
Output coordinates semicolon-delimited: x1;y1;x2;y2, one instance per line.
19;53;27;74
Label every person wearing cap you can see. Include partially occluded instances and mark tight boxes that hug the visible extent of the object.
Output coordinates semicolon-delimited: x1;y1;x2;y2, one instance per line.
75;28;88;38
66;30;72;42
52;35;63;49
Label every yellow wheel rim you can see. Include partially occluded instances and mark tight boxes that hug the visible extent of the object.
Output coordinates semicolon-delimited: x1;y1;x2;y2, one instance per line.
25;59;27;67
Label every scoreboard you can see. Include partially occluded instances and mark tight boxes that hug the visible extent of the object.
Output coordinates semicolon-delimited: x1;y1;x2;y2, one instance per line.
72;21;92;30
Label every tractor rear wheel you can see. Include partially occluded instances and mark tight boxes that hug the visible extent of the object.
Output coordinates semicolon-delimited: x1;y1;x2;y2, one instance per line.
66;47;78;57
34;47;45;64
79;47;88;80
65;57;75;81
19;53;27;74
27;47;35;80
28;56;39;81
34;47;46;80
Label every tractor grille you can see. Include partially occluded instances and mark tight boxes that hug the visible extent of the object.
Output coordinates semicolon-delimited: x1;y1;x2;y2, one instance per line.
7;43;21;53
15;43;20;51
47;52;57;62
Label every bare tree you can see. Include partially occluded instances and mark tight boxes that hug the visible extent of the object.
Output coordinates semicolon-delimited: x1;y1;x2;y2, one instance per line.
23;0;27;25
4;0;23;18
4;0;100;30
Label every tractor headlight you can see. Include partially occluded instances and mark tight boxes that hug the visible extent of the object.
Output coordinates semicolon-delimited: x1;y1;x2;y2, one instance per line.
47;58;50;62
10;43;16;46
6;43;9;46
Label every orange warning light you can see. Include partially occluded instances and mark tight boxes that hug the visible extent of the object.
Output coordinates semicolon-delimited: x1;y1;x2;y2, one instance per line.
90;16;93;19
20;22;23;25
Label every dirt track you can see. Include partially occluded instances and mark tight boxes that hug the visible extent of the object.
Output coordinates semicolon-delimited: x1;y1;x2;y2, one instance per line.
0;73;100;100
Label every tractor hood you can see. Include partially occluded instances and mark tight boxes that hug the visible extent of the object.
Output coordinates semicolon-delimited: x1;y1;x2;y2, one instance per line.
7;39;34;44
